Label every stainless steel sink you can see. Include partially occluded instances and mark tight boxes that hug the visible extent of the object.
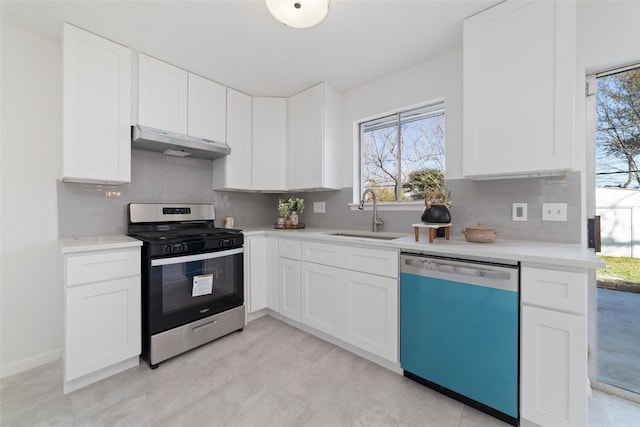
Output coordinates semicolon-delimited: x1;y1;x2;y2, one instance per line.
327;231;405;241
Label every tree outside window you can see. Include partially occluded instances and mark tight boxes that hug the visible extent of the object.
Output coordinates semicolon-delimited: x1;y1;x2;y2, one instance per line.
596;68;640;188
360;102;445;202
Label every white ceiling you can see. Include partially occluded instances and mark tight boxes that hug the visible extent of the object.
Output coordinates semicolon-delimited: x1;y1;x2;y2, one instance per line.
1;0;499;97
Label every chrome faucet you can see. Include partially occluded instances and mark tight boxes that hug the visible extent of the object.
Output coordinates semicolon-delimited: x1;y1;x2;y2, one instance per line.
358;188;384;232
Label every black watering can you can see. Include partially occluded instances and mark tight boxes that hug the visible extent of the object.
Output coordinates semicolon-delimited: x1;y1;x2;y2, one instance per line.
421;191;451;224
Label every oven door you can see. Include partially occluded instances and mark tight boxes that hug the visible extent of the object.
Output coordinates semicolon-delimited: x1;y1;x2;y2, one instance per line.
148;247;243;334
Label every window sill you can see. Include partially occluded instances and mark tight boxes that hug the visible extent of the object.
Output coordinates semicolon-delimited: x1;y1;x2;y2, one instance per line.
348;201;425;212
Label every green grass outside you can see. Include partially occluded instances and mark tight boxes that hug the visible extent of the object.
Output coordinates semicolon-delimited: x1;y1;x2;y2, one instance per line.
598;256;640;284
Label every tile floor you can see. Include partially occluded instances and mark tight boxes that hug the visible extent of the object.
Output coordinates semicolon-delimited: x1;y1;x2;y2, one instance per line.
1;316;640;426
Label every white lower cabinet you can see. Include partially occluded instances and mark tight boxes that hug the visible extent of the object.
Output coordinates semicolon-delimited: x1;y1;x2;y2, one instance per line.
279;257;301;322
521;306;587;427
253;238;399;363
301;262;342;338
246;236;278;313
342;270;398;363
65;276;141;380
62;244;141;394
521;264;588;427
299;240;398;362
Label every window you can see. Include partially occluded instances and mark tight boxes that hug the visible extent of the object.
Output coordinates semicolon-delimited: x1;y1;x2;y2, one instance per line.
359;102;445;203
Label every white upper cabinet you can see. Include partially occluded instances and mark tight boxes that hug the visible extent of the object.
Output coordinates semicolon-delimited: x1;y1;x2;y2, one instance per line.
187;73;226;143
252;97;287;191
137;53;227;142
287;83;341;190
213;88;252;190
137;53;188;134
62;23;132;184
463;0;576;178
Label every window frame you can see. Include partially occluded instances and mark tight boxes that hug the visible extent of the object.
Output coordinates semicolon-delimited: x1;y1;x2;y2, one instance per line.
352;98;446;210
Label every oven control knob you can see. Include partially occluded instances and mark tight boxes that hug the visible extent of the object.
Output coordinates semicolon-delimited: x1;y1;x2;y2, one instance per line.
218;240;224;248
165;245;172;254
180;243;187;253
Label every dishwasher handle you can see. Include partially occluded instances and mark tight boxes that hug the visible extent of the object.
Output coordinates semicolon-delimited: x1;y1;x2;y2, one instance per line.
402;256;513;281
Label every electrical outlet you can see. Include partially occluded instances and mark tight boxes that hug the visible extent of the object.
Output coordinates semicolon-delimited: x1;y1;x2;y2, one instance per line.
512;203;527;221
542;203;567;221
313;202;326;213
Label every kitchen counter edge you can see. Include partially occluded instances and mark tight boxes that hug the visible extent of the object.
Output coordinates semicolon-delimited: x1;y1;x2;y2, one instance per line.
59;235;142;254
241;227;605;270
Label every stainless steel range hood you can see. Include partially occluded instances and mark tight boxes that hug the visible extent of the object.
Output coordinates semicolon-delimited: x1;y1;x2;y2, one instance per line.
131;125;231;160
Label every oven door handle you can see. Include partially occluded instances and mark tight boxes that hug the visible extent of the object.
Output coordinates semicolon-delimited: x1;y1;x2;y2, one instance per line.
151;247;244;266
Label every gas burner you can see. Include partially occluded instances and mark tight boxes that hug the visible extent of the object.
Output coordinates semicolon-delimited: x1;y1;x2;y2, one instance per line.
127;203;243;256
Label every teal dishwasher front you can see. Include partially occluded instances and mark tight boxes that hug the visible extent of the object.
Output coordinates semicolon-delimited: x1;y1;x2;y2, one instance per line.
400;253;519;426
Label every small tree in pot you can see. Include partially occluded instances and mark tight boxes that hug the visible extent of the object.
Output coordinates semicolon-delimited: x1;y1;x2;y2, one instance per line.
287;197;304;226
277;199;291;226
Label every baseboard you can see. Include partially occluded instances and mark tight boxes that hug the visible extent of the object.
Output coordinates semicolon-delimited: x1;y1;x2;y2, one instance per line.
63;356;139;394
1;348;62;379
591;380;640;405
250;311;402;375
246;308;270;323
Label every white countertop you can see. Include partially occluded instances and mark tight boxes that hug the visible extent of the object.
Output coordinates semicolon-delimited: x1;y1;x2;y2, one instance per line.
59;235;142;254
243;227;605;269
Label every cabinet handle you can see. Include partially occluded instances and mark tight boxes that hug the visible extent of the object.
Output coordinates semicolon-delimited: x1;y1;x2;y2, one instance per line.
192;320;217;332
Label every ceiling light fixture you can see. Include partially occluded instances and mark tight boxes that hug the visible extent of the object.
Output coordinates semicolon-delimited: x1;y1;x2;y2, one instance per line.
266;0;329;29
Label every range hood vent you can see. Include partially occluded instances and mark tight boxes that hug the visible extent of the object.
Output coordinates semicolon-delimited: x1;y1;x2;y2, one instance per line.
131;125;231;160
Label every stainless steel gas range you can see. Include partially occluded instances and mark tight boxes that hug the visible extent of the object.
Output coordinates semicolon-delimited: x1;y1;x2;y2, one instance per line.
127;203;244;368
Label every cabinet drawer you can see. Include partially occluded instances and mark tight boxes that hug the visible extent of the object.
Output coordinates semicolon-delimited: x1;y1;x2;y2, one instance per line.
279;239;301;260
301;241;344;268
343;247;398;278
66;248;140;287
521;266;587;315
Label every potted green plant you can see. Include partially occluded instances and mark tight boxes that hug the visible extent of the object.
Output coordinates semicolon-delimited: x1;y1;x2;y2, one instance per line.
277;198;291;226
288;197;304;226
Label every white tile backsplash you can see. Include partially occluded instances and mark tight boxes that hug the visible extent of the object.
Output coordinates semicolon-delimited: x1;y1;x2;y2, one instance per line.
57;149;278;237
58;150;582;243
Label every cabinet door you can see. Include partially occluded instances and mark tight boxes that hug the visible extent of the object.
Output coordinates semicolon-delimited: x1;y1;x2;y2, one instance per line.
188;73;226;142
137;53;188;134
246;236;279;313
342;270;398;362
287;83;340;190
62;23;131;184
463;0;575;178
278;257;301;322
521;305;587;427
213;88;252;189
246;236;268;313
252;97;287;191
266;238;279;311
300;262;342;338
288;84;323;189
65;276;141;381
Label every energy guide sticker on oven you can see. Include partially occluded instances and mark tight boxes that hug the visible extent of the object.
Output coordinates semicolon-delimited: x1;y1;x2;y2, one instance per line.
192;274;213;297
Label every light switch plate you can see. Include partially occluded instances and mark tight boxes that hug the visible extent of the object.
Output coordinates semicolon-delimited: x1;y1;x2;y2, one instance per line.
313;202;326;213
512;203;527;221
542;203;567;221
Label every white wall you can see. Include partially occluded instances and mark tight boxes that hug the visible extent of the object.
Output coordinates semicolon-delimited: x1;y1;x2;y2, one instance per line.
1;22;63;376
338;48;463;188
